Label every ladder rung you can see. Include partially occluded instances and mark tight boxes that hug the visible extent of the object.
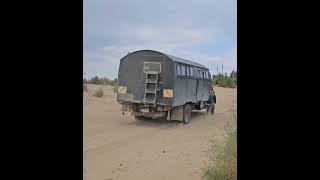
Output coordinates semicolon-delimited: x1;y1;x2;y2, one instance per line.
146;80;157;83
144;73;158;103
145;100;156;103
145;90;156;93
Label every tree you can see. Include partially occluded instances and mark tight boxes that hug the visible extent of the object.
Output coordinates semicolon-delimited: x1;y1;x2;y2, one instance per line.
89;76;101;85
230;70;237;80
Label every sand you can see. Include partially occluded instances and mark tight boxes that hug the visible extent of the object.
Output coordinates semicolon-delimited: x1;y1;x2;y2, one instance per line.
83;84;237;180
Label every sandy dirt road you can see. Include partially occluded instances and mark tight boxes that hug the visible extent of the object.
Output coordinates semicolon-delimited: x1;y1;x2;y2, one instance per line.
83;84;237;180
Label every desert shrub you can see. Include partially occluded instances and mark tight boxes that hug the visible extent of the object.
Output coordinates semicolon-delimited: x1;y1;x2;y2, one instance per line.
93;88;104;97
113;86;118;93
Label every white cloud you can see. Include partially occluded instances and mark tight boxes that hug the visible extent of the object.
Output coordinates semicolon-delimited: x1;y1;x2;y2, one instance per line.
83;0;237;78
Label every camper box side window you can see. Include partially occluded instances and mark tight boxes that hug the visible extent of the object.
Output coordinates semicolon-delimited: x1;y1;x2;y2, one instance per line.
190;67;194;77
176;64;181;76
186;66;190;76
198;69;204;79
181;65;186;76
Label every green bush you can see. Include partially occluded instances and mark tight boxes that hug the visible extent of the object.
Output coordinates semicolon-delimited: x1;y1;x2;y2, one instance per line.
93;88;104;97
87;76;117;86
112;78;118;86
88;76;103;85
212;71;237;88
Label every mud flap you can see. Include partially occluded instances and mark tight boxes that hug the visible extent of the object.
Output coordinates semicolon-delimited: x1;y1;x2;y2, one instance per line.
166;110;171;120
170;106;184;121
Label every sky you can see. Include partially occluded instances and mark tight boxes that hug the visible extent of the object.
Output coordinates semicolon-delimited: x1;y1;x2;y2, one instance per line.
84;0;237;79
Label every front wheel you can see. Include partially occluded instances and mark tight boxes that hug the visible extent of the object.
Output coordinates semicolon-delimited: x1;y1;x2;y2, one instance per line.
183;104;192;124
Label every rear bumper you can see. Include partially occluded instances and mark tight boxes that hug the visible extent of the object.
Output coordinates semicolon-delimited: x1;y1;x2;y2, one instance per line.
118;100;171;106
120;103;171;118
131;111;167;118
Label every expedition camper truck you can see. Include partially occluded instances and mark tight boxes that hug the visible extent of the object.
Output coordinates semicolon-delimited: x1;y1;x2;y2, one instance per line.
117;50;216;124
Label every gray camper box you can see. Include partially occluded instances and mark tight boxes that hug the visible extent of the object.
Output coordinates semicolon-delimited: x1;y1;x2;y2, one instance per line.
117;50;216;124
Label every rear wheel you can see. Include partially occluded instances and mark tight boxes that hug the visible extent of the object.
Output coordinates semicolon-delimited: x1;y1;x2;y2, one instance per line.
134;116;143;121
183;104;192;124
207;103;215;115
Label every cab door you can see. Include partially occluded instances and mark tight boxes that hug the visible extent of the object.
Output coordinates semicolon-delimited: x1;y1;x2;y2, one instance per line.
202;70;210;101
196;69;204;101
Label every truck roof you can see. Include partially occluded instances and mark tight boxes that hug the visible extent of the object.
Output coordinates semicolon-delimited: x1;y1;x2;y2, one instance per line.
122;50;209;70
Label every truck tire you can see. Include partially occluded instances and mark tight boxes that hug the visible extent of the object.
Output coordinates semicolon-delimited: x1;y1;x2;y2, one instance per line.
134;116;143;121
183;104;192;124
207;103;215;115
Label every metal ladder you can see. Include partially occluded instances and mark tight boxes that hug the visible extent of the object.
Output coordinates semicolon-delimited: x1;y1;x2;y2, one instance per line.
143;73;158;104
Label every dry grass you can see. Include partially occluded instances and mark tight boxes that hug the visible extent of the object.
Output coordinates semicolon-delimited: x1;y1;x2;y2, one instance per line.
83;84;88;92
202;114;237;180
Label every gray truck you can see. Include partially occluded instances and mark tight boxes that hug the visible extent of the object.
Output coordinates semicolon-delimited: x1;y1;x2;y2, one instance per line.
116;50;216;124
